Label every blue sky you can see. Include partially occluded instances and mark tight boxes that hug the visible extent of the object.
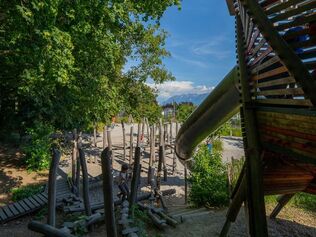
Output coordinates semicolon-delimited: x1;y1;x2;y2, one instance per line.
150;0;236;102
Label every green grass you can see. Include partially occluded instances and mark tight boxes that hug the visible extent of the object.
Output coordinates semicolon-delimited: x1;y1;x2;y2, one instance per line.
265;193;316;212
11;184;44;202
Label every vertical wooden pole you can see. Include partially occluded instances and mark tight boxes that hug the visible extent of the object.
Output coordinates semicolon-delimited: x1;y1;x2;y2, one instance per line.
141;118;145;142
137;123;141;147
75;132;82;196
107;126;112;151
148;125;154;184
47;149;61;227
145;118;150;144
103;125;107;149
236;16;267;236
157;145;163;190
184;162;188;205
93;122;97;147
78;148;92;217
101;148;118;237
162;123;167;181
130;147;141;206
72;129;77;185
129;124;134;165
121;122;126;161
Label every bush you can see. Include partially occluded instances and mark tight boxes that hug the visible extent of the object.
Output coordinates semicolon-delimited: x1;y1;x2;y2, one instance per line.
189;144;229;207
12;184;44;201
23;122;54;171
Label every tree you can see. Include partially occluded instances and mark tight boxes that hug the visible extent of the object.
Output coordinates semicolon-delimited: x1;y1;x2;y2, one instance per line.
0;0;180;133
176;102;197;122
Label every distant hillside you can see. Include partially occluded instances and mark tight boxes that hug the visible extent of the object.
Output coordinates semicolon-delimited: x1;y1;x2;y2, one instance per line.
162;93;209;105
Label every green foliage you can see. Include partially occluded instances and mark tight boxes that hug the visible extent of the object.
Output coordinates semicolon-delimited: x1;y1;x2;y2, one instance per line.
176;103;196;122
22;122;54;171
131;205;150;237
189;144;229;207
0;0;180;133
11;184;44;202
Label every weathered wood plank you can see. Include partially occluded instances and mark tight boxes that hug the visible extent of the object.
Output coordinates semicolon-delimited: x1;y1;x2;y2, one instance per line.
2;206;14;218
255;88;304;97
7;204;19;216
255;98;313;106
13;202;26;213
0;208;7;221
254;76;295;88
251;66;288;81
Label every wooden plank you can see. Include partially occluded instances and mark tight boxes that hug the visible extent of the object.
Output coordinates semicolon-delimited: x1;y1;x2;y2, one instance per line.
32;194;45;206
247;29;260;52
256;88;304;96
290;37;316;50
38;193;48;203
249;47;273;67
257;110;316;124
266;0;303;15
249;38;267;58
0;208;7;221
250;55;280;74
271;2;316;23
28;196;41;207
23;198;36;209
252;65;288;81
2;206;13;218
276;13;316;31
254;76;296;88
246;21;254;46
255;98;313;106
18;200;30;212
7;204;19;216
299;48;316;60
13;202;26;213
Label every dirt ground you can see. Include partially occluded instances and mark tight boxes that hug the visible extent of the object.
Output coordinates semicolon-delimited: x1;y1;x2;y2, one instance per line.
0;124;316;236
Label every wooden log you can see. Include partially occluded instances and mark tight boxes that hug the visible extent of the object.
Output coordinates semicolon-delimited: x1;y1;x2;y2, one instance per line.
47;149;61;227
130;147;141;206
141;118;145;142
270;193;294;219
101;148;118;237
148;125;154;184
162;125;167;182
28;221;75;237
184;163;188;204
129;125;134;165
75;133;82;196
78;148;92;217
122;122;126;161
103;125;107;149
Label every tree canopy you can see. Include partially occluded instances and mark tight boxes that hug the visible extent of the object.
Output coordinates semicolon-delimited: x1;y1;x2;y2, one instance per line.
0;0;180;133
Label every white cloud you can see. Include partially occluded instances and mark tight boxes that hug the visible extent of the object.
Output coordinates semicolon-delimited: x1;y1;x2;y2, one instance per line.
192;36;232;59
147;81;214;101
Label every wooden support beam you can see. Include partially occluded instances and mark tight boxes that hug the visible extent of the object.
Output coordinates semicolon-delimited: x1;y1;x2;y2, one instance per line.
130;147;141;206
270;193;294;219
103;125;107;149
129;125;134;165
122;122;126;161
101;148;118;237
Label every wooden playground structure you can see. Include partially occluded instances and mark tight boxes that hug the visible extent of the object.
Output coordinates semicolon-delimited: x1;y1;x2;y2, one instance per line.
175;0;316;236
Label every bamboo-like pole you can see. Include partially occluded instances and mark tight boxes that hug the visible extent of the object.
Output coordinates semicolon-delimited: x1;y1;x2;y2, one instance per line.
129;124;134;165
93;122;97;147
75;132;82;197
72;129;77;185
148;125;154;184
103;125;107;149
47;149;61;227
101;148;118;237
137;123;141;147
130;147;141;206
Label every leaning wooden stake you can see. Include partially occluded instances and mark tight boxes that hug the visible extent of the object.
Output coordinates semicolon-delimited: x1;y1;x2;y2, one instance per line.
75;133;82;196
184;162;188;205
107;126;112;151
93;122;97;147
122;122;126;160
47;149;61;227
162;124;167;182
78;148;92;217
157;145;163;190
137;123;141;147
101;148;118;237
130;147;141;206
148;125;154;184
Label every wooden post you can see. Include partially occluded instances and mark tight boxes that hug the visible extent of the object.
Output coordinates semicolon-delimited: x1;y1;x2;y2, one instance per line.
162;124;167;182
145;118;150;144
121;122;126;161
184;162;188;205
141;118;145;142
75;132;82;196
101;148;118;237
157;145;163;190
93;122;97;147
148;125;154;184
103;125;107;149
107;126;112;151
130;147;141;206
137;123;141;147
72;129;77;185
29;221;75;237
129;124;134;165
47;149;61;227
78;148;92;217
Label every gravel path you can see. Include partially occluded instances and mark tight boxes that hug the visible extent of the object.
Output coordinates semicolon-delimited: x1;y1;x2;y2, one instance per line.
221;136;245;163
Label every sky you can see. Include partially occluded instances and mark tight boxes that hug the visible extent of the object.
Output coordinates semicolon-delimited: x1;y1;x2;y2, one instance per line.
148;0;237;102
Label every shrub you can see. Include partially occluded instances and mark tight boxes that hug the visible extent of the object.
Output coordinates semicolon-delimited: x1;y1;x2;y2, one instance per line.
23;121;54;171
189;144;229;207
12;184;44;201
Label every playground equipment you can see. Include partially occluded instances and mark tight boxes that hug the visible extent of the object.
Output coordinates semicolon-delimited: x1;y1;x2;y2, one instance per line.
176;0;316;236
